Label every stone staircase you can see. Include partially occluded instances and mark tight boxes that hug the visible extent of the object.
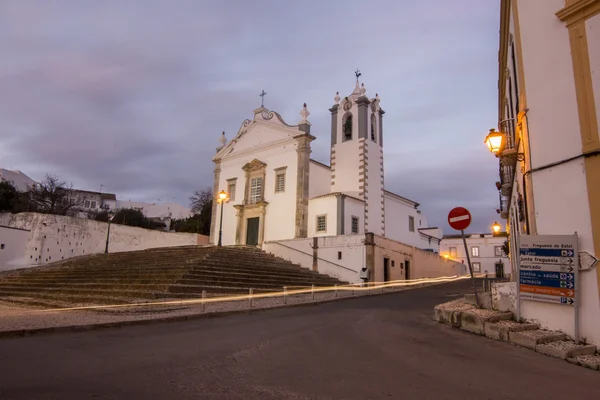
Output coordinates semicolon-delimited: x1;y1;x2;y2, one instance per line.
0;245;345;309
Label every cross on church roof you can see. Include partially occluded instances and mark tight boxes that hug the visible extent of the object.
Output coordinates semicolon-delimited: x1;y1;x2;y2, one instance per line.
355;69;361;81
259;90;267;107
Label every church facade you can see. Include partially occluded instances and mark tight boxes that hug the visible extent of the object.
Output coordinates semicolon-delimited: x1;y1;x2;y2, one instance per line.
209;80;442;253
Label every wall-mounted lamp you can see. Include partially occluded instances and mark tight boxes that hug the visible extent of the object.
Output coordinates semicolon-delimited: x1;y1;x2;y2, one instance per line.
492;221;501;234
484;129;525;162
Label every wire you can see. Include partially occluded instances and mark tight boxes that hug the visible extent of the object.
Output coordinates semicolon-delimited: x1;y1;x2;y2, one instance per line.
523;149;600;177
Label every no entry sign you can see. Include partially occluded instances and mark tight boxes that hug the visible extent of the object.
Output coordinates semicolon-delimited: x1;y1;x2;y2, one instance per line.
448;207;472;231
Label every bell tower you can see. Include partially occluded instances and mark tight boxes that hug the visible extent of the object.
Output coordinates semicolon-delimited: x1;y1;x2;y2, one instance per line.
329;72;385;236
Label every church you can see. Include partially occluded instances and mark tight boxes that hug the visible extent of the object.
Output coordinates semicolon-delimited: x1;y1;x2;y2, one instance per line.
209;78;454;283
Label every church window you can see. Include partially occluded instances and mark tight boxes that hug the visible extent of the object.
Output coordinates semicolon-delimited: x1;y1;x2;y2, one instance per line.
342;113;353;141
370;113;376;142
84;200;90;208
351;216;359;234
91;201;96;209
227;181;236;201
316;215;327;232
409;216;415;232
275;169;286;193
449;247;457;257
250;177;263;204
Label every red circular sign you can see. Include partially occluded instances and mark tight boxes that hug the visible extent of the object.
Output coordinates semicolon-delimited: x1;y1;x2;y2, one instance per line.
448;207;472;231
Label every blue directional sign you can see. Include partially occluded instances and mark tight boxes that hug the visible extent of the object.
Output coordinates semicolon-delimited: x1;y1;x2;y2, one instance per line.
519;235;578;306
520;277;574;288
520;248;575;257
520;270;575;282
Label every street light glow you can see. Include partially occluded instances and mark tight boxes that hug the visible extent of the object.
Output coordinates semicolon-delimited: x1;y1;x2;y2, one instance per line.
218;190;227;201
492;221;501;233
484;129;506;155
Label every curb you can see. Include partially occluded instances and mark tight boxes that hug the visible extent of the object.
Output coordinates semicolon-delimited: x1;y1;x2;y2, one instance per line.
433;299;600;373
0;281;443;339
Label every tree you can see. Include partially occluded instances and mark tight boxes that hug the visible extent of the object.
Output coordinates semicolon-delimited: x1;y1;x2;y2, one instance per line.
93;210;111;222
190;187;213;214
186;187;213;235
502;239;510;257
29;174;87;216
0;179;18;212
112;208;165;230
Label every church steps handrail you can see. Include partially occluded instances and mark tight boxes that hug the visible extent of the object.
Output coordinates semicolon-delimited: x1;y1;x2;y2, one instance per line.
264;241;356;273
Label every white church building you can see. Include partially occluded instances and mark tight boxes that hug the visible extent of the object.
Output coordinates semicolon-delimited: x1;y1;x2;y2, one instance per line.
209;79;460;283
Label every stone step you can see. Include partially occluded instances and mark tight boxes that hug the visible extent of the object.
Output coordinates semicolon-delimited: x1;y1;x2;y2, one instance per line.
0;245;346;308
178;275;337;287
0;277;184;286
0;291;141;305
536;340;597;360
508;329;568;350
567;354;600;371
0;282;171;291
484;320;540;341
0;287;162;300
185;267;334;281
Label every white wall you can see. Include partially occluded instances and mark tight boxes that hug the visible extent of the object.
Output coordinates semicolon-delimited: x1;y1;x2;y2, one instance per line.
216;135;299;245
518;0;582;169
373;235;464;282
309;160;331;198
503;3;600;345
383;192;423;248
0;226;30;271
263;235;365;283
308;195;338;237
440;235;510;277
364;138;384;235
0;213;204;270
344;196;365;235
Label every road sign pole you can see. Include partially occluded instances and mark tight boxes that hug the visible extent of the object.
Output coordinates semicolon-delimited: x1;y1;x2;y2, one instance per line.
461;229;480;308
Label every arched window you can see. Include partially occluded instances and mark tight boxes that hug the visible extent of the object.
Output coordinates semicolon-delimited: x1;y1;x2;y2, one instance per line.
342;113;353;141
370;113;377;142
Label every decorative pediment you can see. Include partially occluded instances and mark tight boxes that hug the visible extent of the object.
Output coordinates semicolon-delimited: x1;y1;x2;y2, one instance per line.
242;159;267;172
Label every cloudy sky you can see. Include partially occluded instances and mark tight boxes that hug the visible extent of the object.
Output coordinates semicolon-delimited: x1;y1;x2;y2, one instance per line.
0;0;502;234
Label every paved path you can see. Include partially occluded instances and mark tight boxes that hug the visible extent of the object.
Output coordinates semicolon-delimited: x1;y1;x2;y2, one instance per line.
0;281;597;399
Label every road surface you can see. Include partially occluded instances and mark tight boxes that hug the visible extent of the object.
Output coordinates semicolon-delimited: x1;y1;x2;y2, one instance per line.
0;281;597;399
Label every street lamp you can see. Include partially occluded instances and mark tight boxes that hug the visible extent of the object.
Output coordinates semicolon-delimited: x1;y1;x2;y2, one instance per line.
484;129;505;155
492;221;501;234
217;190;228;247
105;214;115;254
484;128;525;161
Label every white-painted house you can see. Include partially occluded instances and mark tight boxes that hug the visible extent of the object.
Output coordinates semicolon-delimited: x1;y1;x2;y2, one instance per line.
440;233;510;278
209;80;452;283
490;0;600;344
0;169;36;192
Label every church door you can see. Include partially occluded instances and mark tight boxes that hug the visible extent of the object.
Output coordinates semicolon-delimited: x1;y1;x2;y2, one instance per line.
246;217;260;246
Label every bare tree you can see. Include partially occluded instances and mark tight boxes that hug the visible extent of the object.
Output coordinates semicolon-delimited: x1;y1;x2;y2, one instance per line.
29;174;87;216
189;187;213;214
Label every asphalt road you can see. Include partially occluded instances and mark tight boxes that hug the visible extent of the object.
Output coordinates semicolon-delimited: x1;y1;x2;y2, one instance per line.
0;281;598;400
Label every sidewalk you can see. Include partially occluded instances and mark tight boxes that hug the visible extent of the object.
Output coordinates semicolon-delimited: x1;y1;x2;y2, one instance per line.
0;280;447;338
434;297;600;372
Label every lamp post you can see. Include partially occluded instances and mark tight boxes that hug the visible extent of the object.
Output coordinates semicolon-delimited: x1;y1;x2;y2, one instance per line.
105;215;114;254
217;190;228;247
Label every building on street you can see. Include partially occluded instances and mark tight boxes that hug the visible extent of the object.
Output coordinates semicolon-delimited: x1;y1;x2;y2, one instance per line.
486;0;600;344
440;232;510;278
210;79;456;283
